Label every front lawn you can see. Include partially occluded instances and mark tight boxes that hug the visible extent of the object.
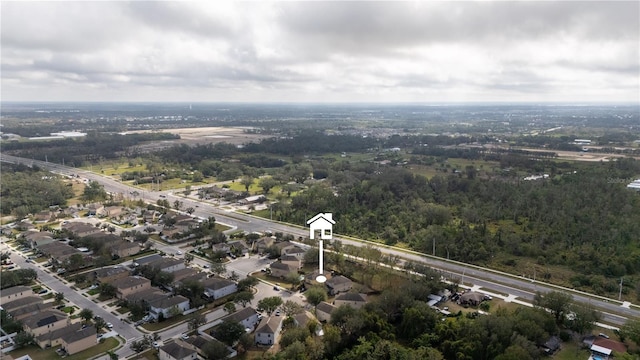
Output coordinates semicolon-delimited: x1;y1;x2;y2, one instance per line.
7;337;119;360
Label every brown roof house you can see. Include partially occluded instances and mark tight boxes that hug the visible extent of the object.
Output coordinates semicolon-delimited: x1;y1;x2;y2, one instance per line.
61;325;97;355
280;254;301;270
269;262;296;278
92;266;130;284
325;275;353;295
110;241;140;258
36;322;83;350
5;297;53;321
112;276;151;299
62;222;101;238
0;285;32;303
255;316;283;346
23;309;69;337
334;293;368;309
159;340;198;360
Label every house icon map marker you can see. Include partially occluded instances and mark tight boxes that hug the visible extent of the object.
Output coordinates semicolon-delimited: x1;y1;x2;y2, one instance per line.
307;213;335;283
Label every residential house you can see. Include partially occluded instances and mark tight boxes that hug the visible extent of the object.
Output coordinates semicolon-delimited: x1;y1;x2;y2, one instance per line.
85;203;104;216
111;276;151;299
110;241;140;258
211;242;231;254
175;272;208;288
221;307;260;330
149;295;190;321
159;341;198;360
33;211;54;224
307;212;335;240
14;220;35;231
2;296;53;320
315;302;336;322
171;268;201;284
255;237;275;254
541;336;561;355
255;316;283;345
37;242;81;262
92;266;130;285
228;240;249;255
325;275;352;295
280;255;301;270
133;254;163;267
147;257;186;273
592;338;627;355
143;210;160;224
238;195;266;205
202;277;237;300
334;293;367;309
458;292;485;307
98;206;127;218
23;231;55;248
0;285;32;303
23;309;69;337
269;262;296;278
293;312;311;328
36;322;82;349
61;325;97;355
184;335;237;359
124;288;165;306
2;295;42;313
590;344;612;360
62;222;100;238
281;245;306;260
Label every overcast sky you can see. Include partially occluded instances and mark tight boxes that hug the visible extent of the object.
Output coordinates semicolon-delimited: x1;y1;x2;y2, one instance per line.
2;1;638;103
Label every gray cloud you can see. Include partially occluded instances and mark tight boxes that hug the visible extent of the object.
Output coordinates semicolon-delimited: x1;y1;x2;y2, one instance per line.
1;1;638;102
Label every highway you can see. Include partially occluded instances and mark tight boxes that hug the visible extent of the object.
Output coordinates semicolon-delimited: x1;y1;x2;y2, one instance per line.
2;154;639;326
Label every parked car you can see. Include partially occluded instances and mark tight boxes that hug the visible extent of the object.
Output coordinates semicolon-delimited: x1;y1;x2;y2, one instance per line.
181;334;189;340
106;323;113;329
38;289;48;294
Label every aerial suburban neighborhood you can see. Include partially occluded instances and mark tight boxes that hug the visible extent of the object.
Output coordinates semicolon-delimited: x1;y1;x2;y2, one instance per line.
2;1;640;359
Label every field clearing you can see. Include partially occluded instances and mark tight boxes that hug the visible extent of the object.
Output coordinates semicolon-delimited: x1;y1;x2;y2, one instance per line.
125;126;271;146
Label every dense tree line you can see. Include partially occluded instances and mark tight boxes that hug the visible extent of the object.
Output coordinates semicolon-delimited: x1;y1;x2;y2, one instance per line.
275;157;640;297
0;164;74;217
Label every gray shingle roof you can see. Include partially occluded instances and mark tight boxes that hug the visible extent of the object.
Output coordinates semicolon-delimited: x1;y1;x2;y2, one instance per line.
160;341;196;359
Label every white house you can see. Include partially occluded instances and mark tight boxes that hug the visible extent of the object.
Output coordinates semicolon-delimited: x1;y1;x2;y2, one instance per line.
202;277;237;300
255;316;283;346
148;295;190;320
221;307;260;330
307;213;335;240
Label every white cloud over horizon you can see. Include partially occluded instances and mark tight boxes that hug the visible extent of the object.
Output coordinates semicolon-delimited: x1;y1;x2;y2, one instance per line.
1;1;638;103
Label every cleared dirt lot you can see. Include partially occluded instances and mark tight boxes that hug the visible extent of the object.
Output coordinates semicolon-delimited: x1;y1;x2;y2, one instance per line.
127;126;271;151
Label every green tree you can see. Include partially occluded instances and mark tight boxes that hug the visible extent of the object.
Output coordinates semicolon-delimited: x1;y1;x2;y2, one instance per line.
99;283;117;298
259;177;278;195
240;176;254;193
13;331;35;349
184;253;194;264
54;292;65;305
620;318;640;345
82;180;107;202
237;276;259;291
567;303;601;335
257;296;283;315
215;320;245;346
202;340;230;360
234;291;254;307
94;317;107;333
79;308;94;323
305;287;327;309
188;312;207;331
224;302;237;314
533;291;573;324
282;300;303;317
210;260;226;276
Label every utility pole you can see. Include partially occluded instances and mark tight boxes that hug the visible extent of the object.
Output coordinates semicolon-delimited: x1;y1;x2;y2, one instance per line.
619;277;623;301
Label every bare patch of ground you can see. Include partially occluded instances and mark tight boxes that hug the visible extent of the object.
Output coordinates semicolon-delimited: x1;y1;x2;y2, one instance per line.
126;126;271;151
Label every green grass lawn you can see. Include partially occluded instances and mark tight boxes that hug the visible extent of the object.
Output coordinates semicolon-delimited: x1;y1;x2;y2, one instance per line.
554;345;591;360
8;337;119;360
